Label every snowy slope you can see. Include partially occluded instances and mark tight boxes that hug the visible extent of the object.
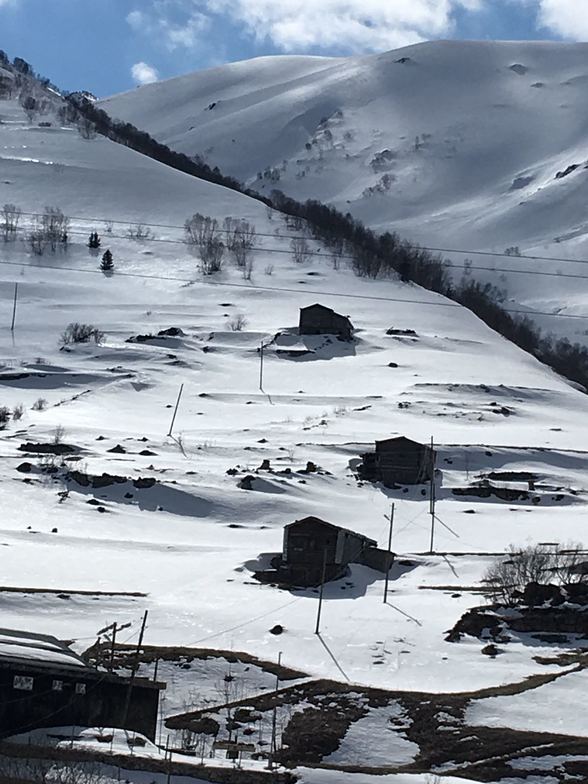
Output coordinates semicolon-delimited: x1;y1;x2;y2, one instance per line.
2;81;588;781
102;40;588;331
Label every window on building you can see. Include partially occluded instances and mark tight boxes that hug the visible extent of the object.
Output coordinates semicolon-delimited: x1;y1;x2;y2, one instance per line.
75;683;86;695
13;675;33;691
52;680;63;691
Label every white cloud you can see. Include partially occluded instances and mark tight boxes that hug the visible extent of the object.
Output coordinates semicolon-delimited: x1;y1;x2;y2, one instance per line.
128;0;485;54
127;2;211;51
205;0;485;52
534;0;588;39
131;61;160;85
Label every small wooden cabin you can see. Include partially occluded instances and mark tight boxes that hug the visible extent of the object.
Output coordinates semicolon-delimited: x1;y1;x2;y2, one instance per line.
0;628;165;740
362;436;434;487
280;516;390;586
299;304;354;341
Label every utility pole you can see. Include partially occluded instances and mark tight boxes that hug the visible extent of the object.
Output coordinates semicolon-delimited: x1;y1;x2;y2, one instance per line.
429;436;436;554
259;342;265;391
314;550;328;635
10;282;18;332
383;502;395;603
167;384;184;437
268;651;282;771
122;611;148;728
97;621;131;671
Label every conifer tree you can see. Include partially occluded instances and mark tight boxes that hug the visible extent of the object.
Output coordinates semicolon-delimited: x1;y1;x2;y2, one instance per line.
100;249;114;273
88;231;101;249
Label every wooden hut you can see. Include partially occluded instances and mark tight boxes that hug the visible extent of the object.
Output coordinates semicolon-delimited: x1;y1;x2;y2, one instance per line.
299;304;354;341
362;436;434;487
0;627;164;740
278;516;392;586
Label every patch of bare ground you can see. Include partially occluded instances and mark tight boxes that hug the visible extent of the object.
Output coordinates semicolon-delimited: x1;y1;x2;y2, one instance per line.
166;672;588;780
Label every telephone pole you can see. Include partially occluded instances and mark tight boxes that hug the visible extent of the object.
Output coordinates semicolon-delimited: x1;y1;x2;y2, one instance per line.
10;282;18;332
268;651;282;770
122;611;148;727
314;550;328;635
383;502;395;603
259;342;265;391
429;437;436;554
167;384;184;437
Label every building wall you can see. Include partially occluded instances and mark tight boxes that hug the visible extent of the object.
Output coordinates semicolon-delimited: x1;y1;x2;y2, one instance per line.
0;665;160;740
375;442;434;486
299;309;351;338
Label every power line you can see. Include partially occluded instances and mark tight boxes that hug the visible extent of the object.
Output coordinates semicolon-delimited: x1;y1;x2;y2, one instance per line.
14;210;588;269
1;256;588;321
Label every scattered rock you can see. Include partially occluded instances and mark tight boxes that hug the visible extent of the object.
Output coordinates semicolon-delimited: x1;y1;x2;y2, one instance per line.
16;462;32;473
481;644;501;657
238;475;255;490
269;624;284;635
107;444;127;454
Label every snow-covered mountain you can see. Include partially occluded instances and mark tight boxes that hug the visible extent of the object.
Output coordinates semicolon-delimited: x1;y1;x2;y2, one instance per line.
102;40;588;331
2;58;588;782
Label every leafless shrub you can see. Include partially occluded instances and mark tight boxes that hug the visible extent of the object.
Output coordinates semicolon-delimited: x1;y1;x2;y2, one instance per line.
77;116;97;139
1;203;21;241
53;424;65;444
264;264;274;276
60;322;105;346
185;213;225;274
28;225;46;256
12;403;24;421
0;406;10;426
224;218;256;269
127;223;152;240
200;236;225;274
29;206;69;254
484;542;587;606
242;257;254;281
291;236;311;264
31;397;47;411
228;313;248;331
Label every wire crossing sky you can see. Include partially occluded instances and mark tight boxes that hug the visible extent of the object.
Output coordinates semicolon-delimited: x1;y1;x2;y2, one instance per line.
0;1;582;96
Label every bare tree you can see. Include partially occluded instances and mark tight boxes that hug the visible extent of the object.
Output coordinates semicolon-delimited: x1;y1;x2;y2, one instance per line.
228;313;248;331
41;206;70;251
200;236;225;274
1;203;22;241
77;116;97;140
224;218;256;269
291;236;311;264
127;223;152;240
60;322;105;346
185;214;225;274
484;542;587;606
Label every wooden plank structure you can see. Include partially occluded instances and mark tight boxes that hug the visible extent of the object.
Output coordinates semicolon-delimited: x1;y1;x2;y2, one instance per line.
299;304;354;341
361;436;435;487
0;627;164;740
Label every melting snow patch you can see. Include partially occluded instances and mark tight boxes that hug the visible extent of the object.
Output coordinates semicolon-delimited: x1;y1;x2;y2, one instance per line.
323;703;418;767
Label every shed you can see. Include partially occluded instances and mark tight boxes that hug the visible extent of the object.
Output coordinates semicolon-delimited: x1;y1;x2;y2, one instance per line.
299;304;354;341
362;436;434;487
0;628;164;740
278;516;392;586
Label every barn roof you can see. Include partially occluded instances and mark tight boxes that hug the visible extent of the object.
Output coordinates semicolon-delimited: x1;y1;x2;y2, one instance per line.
285;516;377;545
0;628;89;672
375;436;429;450
300;304;351;321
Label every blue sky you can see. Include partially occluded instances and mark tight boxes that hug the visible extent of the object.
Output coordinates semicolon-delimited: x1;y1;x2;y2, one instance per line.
0;0;582;97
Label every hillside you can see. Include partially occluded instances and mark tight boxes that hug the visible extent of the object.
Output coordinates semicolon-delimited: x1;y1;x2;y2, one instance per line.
102;40;588;334
2;64;588;782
